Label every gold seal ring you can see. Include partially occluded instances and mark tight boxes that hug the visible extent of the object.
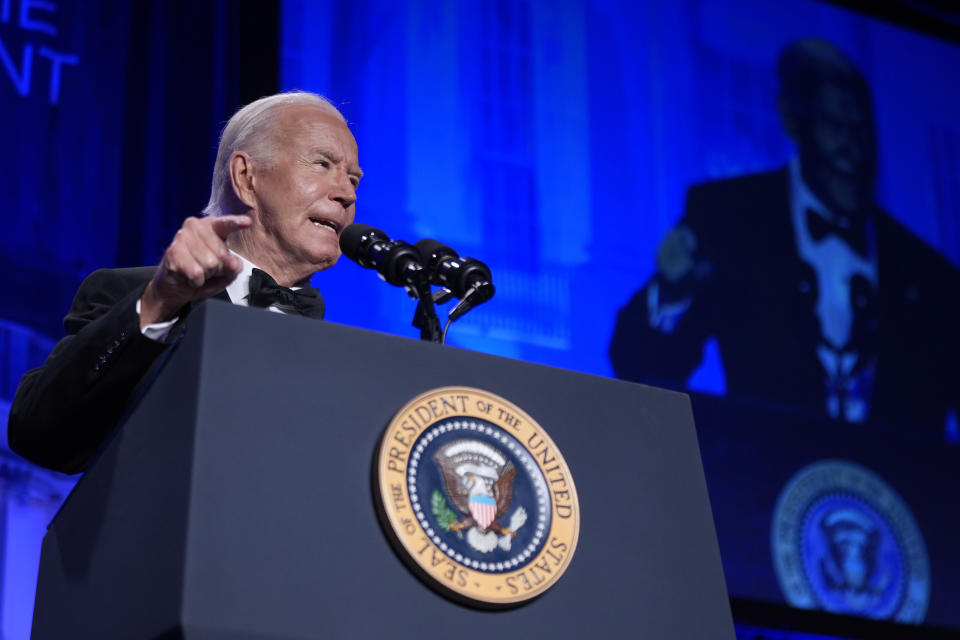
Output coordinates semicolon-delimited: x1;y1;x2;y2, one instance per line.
375;386;580;607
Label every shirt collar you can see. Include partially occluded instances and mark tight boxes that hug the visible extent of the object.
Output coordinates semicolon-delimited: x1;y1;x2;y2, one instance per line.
789;156;833;223
225;251;256;306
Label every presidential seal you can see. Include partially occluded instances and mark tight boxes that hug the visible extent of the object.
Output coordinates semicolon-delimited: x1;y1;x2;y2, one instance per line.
771;459;930;623
375;386;580;607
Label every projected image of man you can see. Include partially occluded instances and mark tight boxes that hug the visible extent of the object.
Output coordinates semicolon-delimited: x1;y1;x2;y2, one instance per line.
609;40;960;434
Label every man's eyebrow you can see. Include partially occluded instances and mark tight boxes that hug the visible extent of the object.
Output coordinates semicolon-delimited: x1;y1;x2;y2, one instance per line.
312;149;341;163
312;148;363;178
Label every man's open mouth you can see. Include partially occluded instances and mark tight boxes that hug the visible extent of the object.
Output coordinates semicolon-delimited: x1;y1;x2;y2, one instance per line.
309;217;339;233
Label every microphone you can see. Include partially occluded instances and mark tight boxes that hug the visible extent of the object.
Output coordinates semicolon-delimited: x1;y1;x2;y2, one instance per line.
414;239;494;299
414;239;495;321
339;223;426;287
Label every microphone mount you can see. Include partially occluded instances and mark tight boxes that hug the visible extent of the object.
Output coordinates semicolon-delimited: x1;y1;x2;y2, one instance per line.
340;225;495;344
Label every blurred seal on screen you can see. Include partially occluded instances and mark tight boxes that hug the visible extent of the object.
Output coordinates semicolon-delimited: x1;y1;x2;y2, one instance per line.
771;459;929;623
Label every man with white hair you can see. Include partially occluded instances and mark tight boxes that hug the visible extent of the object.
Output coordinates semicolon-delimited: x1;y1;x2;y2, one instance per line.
8;91;362;473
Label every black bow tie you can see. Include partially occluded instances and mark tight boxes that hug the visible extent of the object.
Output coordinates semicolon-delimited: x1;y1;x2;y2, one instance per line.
805;208;868;256
247;268;325;319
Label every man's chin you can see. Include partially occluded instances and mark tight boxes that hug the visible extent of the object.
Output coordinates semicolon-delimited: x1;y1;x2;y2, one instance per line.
832;186;872;215
303;237;341;264
307;251;340;274
817;172;873;214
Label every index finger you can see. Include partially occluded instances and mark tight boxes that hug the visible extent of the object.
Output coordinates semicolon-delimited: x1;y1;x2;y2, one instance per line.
209;214;252;239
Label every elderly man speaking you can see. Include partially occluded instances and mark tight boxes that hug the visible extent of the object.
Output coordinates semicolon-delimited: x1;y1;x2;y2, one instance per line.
9;91;362;474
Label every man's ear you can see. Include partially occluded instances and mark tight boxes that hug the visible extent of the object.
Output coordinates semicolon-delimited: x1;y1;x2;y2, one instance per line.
778;94;799;141
229;151;258;209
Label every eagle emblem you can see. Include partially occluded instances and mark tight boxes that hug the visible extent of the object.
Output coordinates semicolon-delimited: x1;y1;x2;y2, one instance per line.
771;459;930;622
433;439;528;553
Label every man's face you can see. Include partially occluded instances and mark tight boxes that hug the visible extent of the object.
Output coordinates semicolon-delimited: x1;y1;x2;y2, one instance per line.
247;104;361;280
798;82;876;214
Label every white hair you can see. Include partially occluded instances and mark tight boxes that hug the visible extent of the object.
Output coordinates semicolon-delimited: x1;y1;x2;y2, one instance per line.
202;90;346;216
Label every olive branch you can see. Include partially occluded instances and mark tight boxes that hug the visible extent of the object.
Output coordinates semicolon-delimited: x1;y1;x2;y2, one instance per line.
431;489;460;535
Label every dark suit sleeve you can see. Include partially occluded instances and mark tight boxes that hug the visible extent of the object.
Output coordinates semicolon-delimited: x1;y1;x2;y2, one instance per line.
608;183;721;388
608;285;711;388
8;269;170;473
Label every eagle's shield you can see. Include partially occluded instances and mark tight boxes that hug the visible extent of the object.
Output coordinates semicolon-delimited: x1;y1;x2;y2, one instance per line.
469;495;497;530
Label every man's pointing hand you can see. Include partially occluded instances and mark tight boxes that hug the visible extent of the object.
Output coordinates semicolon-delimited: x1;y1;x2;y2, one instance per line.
139;215;251;328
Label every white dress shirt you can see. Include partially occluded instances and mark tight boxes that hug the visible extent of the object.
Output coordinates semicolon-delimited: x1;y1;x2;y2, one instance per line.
788;158;878;422
788;157;877;351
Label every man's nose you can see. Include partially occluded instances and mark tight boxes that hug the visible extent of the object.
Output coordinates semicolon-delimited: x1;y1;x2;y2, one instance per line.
330;173;356;209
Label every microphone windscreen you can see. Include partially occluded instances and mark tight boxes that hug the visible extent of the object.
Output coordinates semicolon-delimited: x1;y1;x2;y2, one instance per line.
339;223;387;261
414;238;458;265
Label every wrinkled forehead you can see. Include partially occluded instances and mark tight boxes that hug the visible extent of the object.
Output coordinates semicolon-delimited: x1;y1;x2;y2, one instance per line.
271;104;359;160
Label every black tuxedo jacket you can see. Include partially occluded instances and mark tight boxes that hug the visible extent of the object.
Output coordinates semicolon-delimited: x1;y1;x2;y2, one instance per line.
609;169;960;433
8;267;229;473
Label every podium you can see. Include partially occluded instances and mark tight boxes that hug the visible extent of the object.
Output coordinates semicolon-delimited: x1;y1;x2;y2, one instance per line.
31;301;734;639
